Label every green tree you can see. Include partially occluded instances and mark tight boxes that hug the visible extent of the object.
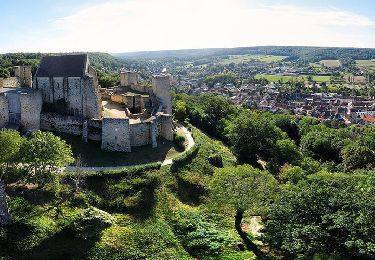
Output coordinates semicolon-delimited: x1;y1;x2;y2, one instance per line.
279;164;306;184
263;172;375;258
19;131;74;185
227;110;282;164
341;143;375;171
273;139;301;166
210;165;278;256
0;130;23;225
173;100;187;122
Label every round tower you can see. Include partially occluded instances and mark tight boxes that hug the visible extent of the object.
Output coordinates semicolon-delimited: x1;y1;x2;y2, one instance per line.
152;74;171;114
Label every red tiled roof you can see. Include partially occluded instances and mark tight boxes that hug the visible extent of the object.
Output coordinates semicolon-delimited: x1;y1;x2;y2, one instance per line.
363;115;375;124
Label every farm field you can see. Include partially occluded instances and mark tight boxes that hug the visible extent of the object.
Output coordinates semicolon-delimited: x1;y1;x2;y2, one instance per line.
320;60;341;68
309;60;341;69
255;74;332;83
356;59;375;72
218;54;287;64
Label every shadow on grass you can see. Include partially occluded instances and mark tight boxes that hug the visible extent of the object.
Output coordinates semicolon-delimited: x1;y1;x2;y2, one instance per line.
56;132;180;167
175;175;207;206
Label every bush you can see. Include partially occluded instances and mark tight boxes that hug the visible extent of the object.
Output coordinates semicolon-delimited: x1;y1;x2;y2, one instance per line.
69;207;115;239
174;133;186;151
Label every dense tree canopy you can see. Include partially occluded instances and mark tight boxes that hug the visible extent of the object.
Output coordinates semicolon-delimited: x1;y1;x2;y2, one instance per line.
263;172;375;258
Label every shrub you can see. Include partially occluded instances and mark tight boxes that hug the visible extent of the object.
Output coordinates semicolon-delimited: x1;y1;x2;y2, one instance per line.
174;133;186;151
69;207;115;239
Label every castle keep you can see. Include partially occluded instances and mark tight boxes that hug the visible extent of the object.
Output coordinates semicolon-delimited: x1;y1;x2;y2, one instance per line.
0;54;174;152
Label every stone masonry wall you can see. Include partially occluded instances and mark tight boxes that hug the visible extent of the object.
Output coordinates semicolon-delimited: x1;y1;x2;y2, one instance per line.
129;84;152;94
120;72;138;86
130;122;151;147
19;91;42;131
158;114;174;141
152;75;172;114
40;112;83;135
0;94;9;128
101;118;131;152
0;77;20;88
83;76;102;119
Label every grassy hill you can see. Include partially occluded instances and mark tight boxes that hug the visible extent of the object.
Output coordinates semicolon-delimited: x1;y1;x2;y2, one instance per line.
0;127;259;260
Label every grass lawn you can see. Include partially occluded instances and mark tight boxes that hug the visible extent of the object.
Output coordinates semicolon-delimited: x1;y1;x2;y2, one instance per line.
218;54;287;65
356;59;375;72
255;74;331;83
56;132;185;167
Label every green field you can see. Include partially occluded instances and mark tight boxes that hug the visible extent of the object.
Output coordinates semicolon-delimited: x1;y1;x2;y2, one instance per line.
356;59;375;72
320;60;341;68
218;54;287;65
255;74;332;83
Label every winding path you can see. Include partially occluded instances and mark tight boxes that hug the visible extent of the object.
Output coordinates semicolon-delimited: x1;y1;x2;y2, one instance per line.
66;125;195;172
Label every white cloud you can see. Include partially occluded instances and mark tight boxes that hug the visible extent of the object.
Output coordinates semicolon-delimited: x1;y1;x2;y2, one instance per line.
14;0;375;52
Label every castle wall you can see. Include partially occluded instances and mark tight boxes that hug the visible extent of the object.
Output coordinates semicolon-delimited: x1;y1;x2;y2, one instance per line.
0;77;20;88
0;95;9;128
129;84;152;94
14;66;32;88
134;95;142;110
83;76;102;119
124;94;134;108
36;77;53;103
101;118;131;152
130;122;151;147
141;96;151;110
53;77;64;102
158;114;174;141
88;119;102;141
19;91;42;131
120;72;137;86
40;112;83;135
67;77;83;116
111;94;124;104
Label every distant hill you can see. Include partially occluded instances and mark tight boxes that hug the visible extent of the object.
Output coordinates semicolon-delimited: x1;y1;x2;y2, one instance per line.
114;46;375;62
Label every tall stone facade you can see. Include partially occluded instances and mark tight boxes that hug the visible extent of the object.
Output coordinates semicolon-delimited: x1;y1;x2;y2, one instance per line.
120;71;138;86
33;54;101;119
152;74;172;114
101;118;131;152
14;66;32;88
0;88;42;132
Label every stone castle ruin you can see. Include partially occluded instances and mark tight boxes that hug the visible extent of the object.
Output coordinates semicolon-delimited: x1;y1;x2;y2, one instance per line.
0;54;174;152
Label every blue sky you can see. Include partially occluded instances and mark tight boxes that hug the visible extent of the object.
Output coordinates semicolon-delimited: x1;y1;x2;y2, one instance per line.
1;0;374;53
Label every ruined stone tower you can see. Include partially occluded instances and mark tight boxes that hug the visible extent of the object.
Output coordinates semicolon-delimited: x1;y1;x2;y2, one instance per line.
14;66;32;88
152;74;172;114
120;71;138;86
